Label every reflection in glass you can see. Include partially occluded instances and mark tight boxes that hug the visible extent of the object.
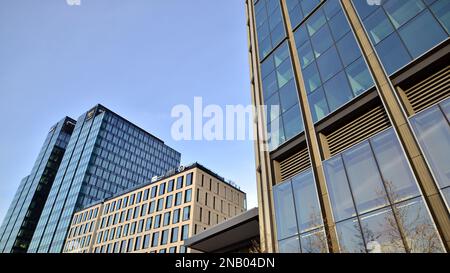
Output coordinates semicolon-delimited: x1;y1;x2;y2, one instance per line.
411;106;450;189
343;142;389;214
336;218;365;253
395;198;444;253
273;182;297;240
300;228;328;253
278;236;301;253
323;156;356;222
370;129;420;202
292;171;323;232
360;208;405;253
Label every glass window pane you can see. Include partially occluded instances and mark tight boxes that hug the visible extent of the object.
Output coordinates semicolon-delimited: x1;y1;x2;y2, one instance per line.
323;0;341;20
352;0;380;20
298;41;315;69
360;208;405;253
398;10;447;58
273;182;298;240
292;170;323;233
268;117;285;151
282;105;304;140
364;8;395;44
278;236;301;253
430;0;450;33
294;24;309;47
274;42;290;67
323;156;356;222
307;9;326;36
440;98;450;121
311;24;334;58
411;106;450;189
317;46;343;82
395;198;444;253
371;129;420;202
261;55;275;79
323;71;354;112
384;0;425;29
308;87;329;123
375;32;411;75
302;62;322;93
345;57;374;96
343;142;389;214
336;218;366;253
288;2;304;29
277;59;294;88
279;79;299;113
265;93;280;123
336;32;361;67
262;71;278;100
301;0;320;16
300;228;328;253
329;10;351;42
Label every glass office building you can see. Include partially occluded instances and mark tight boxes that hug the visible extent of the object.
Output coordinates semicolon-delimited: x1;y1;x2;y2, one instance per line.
0;117;76;253
26;105;181;253
246;0;450;253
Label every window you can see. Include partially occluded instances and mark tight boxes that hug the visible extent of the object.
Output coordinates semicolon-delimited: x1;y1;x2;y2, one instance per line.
184;189;192;203
159;182;166;196
186;173;193;186
254;0;286;59
176;176;184;189
273;181;297;240
173;209;180;224
261;41;304;150
157;198;164;211
353;0;449;75
165;195;173;209
134;236;142;251
171;227;179;243
323;128;444;253
148;201;155;214
295;1;373;123
285;0;321;29
143;234;150;249
167;180;174;192
154;215;161;229
151;232;159;248
181;225;189;240
175;192;182;206
145;217;153;231
163;212;171;226
160;229;169;245
182;206;191;221
151;186;157;198
410;99;450;205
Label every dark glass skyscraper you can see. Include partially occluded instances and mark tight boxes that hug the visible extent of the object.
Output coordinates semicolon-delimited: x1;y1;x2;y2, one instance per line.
0;117;76;253
0;104;181;253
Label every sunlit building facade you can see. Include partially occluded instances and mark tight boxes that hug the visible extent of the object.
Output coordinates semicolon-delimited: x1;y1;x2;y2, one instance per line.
63;163;247;253
246;0;450;253
27;104;181;253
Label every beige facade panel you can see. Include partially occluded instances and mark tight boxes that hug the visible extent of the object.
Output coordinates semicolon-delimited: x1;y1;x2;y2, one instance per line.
63;165;246;253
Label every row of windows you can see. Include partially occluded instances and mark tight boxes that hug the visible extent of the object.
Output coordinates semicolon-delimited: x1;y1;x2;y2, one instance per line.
253;0;449;151
274;127;445;253
100;173;193;215
92;225;189;253
198;174;243;205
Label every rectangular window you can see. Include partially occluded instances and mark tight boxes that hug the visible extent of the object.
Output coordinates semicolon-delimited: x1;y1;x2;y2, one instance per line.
176;176;184;189
186;173;193;186
182;206;191;221
170;227;179;243
185;189;192;203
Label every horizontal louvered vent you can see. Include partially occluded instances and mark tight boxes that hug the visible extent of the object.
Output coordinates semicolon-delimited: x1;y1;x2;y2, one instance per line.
405;65;450;114
279;148;310;181
326;106;390;157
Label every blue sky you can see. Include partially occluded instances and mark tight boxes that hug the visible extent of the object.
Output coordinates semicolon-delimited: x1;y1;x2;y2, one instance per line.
0;0;257;222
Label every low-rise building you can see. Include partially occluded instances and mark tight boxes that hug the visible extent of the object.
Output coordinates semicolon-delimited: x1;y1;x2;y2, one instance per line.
63;163;246;253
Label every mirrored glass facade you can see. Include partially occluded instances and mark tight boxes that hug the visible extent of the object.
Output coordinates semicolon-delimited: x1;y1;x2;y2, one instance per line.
323;128;444;253
352;0;450;75
27;105;181;253
410;97;450;207
293;0;374;122
248;0;450;253
0;117;75;253
273;169;327;253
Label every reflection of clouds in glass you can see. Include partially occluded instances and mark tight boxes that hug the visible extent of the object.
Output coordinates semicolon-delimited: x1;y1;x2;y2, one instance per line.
66;0;81;6
367;0;382;6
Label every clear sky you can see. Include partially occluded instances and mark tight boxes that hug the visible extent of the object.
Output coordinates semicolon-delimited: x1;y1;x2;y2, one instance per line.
0;0;257;222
